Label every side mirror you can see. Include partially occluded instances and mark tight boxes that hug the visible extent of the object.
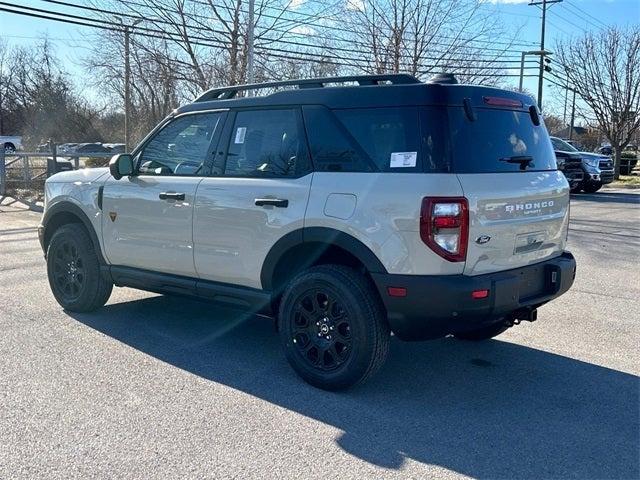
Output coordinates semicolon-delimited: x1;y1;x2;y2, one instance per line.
109;154;134;180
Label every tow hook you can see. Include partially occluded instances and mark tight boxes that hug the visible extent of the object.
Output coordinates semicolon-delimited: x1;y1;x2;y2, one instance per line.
507;308;538;326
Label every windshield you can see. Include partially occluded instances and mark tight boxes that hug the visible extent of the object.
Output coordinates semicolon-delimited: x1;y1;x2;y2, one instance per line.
551;137;578;152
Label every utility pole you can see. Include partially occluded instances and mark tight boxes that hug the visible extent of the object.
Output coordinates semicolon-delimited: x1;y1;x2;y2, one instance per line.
246;0;255;91
563;84;569;124
569;89;576;140
122;19;142;152
529;0;562;111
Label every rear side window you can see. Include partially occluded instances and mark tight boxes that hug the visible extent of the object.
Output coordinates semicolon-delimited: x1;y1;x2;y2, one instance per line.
224;109;310;178
302;106;374;172
303;106;449;173
335;107;421;172
449;107;557;173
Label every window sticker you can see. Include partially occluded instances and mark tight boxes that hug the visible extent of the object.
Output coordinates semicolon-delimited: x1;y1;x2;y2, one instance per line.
390;151;417;168
234;127;247;144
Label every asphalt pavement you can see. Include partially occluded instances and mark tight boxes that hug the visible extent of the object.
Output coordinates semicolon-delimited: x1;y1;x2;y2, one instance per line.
0;190;638;479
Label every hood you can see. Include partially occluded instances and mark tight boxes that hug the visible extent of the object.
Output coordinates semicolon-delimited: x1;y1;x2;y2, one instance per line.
45;167;110;184
579;152;609;161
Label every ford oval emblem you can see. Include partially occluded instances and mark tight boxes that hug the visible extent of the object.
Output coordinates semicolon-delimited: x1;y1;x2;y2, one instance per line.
476;235;491;245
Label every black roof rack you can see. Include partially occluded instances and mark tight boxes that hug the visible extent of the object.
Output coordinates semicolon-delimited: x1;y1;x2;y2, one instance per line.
194;74;421;102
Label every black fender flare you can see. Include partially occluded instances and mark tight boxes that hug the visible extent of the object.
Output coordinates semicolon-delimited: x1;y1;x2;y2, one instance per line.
260;227;387;291
41;201;106;264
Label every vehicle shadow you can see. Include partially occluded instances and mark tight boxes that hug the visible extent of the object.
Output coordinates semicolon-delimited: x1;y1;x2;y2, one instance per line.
69;295;639;479
571;191;640;204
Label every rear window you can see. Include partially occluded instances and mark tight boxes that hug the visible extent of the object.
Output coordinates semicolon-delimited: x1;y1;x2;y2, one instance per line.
449;107;557;173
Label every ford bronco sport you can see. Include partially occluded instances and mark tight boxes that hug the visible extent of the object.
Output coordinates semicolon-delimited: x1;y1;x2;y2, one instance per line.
39;74;576;390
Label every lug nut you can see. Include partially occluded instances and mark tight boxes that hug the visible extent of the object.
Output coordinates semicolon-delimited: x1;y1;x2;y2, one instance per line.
330;326;334;330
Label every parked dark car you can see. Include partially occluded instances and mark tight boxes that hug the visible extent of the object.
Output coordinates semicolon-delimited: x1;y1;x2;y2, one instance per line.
104;143;126;154
551;137;613;193
553;148;584;193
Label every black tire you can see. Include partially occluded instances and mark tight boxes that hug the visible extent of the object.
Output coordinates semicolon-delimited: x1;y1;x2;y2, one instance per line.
4;143;15;153
583;182;602;193
47;223;113;312
570;184;582;194
454;322;509;341
278;265;390;390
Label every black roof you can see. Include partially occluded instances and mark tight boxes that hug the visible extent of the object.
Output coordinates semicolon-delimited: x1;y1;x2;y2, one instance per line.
177;74;536;115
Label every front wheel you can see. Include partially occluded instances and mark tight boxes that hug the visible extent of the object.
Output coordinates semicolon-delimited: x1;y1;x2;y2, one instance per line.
583;182;602;193
454;322;509;341
47;224;113;312
278;265;390;390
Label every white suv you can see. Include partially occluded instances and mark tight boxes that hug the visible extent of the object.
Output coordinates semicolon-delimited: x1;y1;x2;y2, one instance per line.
39;74;576;390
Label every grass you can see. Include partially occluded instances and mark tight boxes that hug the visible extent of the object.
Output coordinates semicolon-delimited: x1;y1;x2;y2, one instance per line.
608;173;640;189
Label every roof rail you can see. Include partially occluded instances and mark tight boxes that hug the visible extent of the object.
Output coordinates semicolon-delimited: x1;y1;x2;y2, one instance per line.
194;74;421;102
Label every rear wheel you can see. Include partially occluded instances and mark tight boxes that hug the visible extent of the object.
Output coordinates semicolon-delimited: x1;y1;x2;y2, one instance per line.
47;224;113;312
454;322;509;341
583;182;602;193
278;265;390;390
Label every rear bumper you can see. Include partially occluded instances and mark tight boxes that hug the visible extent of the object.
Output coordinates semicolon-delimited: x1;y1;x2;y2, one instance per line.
371;252;576;341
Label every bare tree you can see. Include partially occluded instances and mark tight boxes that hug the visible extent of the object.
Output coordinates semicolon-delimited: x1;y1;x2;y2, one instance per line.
556;26;640;178
341;0;518;84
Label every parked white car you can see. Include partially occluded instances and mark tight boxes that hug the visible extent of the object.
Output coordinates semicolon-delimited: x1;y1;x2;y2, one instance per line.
1;135;23;153
38;74;577;390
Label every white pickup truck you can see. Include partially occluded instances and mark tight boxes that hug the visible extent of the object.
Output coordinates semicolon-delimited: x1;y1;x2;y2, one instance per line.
1;136;23;153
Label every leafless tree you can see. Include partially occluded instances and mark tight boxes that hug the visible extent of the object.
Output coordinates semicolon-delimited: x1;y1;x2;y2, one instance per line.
556;26;640;178
340;0;519;84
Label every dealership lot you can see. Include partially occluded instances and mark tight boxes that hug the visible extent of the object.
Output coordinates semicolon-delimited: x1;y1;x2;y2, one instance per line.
0;191;638;479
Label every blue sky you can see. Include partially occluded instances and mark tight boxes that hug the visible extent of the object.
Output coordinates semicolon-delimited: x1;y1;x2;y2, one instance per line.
1;0;638;116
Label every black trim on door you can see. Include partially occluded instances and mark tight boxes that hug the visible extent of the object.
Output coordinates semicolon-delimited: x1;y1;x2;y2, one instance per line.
109;266;273;313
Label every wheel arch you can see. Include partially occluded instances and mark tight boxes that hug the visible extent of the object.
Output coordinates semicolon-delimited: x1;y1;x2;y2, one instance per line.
261;227;387;294
42;202;105;264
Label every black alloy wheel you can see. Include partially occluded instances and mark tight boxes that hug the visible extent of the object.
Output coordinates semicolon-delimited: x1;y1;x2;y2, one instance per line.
51;239;85;302
290;289;353;371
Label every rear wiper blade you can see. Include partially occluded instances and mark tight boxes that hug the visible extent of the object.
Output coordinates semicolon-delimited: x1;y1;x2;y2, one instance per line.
499;155;533;171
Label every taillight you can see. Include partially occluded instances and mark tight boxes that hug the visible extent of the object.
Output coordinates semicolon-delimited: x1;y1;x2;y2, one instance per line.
420;197;469;262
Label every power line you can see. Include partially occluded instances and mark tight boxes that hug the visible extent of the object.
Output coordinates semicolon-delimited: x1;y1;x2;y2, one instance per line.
0;4;543;76
34;0;540;64
72;0;539;52
563;0;608;29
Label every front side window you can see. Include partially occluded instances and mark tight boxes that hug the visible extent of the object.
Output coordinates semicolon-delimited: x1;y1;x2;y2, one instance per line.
224;109;308;178
137;112;223;176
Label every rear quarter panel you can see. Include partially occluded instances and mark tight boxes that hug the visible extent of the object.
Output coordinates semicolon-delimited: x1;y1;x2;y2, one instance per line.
305;172;465;275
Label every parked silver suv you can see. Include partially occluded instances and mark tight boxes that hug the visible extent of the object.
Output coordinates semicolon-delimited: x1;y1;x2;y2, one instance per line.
39;74;576;390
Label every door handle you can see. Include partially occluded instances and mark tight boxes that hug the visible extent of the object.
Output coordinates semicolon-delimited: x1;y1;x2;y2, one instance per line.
159;192;186;201
255;198;289;208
